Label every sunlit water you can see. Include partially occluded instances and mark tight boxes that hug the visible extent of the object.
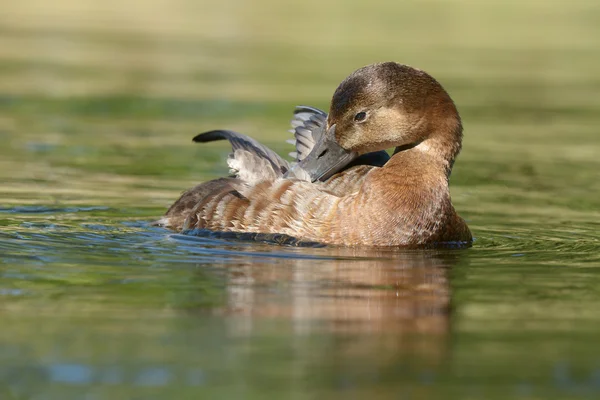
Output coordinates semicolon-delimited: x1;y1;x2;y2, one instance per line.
1;0;600;398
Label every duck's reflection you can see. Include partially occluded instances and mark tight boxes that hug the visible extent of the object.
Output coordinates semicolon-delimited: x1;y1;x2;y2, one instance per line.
208;248;463;338
180;243;466;379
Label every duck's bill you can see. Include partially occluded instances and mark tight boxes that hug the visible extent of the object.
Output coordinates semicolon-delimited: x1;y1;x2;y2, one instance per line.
292;125;358;182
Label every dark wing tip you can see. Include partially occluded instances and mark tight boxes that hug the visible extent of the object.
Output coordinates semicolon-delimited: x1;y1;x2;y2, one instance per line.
294;105;327;117
192;130;232;143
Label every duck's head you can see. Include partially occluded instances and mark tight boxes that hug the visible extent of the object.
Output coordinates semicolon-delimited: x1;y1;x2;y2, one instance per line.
299;62;463;182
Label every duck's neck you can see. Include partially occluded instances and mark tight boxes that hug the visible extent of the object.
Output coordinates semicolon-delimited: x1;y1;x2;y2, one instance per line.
385;146;448;190
357;133;460;247
392;114;463;179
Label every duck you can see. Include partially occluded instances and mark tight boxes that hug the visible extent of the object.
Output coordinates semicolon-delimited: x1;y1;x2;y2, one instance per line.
159;106;390;230
158;62;472;248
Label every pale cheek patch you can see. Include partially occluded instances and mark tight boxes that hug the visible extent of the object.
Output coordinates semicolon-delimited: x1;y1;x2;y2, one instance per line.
348;107;413;153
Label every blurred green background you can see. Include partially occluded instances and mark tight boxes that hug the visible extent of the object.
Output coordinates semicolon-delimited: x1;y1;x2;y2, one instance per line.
1;0;600;398
2;0;599;215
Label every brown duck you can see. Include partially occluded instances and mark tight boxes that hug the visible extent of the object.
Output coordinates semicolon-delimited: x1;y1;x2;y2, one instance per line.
158;62;472;247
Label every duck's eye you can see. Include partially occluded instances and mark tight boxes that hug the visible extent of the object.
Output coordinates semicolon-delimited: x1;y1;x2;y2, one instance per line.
354;111;367;122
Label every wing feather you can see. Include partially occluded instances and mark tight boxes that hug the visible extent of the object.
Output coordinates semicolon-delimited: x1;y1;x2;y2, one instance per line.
193;130;291;185
288;106;327;161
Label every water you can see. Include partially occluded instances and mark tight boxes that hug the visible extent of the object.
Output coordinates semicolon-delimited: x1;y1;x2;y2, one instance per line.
1;0;600;398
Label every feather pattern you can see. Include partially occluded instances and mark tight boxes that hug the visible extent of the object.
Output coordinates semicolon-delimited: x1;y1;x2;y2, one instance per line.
288;106;327;161
193;130;291;179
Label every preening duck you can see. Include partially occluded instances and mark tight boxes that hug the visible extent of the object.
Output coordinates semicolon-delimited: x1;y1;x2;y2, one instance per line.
158;62;472;247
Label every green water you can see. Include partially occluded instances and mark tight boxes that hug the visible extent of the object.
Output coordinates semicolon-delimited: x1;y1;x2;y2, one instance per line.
1;0;600;398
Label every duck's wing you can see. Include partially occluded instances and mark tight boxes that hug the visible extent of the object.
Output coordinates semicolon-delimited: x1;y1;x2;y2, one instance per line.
154;177;240;229
193;130;291;184
287;106;328;162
